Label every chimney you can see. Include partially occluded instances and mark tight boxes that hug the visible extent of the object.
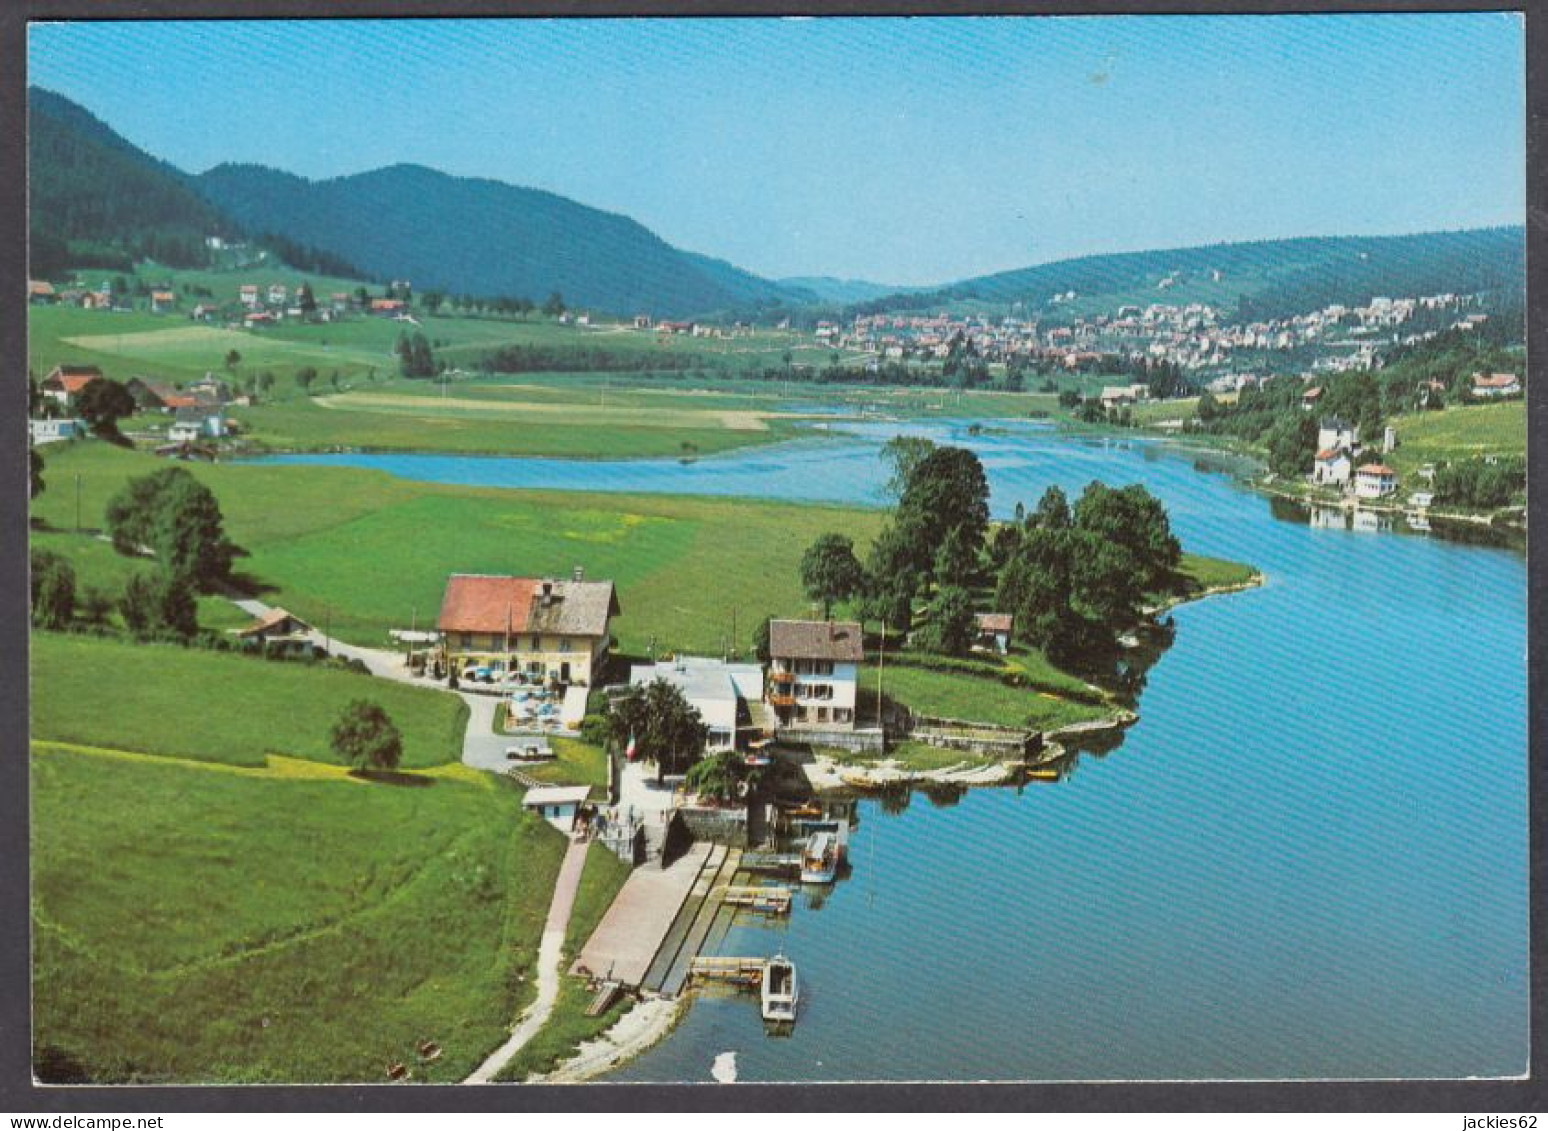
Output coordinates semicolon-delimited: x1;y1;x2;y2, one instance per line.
540;579;553;606
573;565;585;583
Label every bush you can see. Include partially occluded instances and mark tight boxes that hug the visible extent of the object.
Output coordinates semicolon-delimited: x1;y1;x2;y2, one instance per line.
30;549;76;630
579;713;609;746
330;700;404;772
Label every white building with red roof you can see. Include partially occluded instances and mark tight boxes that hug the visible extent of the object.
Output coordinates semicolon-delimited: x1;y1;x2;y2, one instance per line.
1354;463;1397;499
1312;446;1353;487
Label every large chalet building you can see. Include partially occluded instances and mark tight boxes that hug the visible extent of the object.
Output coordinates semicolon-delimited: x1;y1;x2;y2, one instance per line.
435;571;619;687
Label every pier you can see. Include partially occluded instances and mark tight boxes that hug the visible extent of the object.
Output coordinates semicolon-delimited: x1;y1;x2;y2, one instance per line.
719;885;792;914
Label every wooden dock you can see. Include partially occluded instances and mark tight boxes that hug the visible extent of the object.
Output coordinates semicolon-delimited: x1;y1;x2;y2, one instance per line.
688;955;767;987
719;885;792;914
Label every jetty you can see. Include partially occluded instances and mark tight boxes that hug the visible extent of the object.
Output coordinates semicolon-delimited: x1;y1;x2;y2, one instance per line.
719;885;792;914
572;842;747;997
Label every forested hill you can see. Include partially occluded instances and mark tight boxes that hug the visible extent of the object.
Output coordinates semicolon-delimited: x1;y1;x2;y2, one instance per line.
28;87;236;275
844;227;1526;324
29;87;818;318
191;162;816;319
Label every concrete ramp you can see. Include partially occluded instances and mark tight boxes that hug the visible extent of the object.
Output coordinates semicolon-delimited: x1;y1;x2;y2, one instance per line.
572;842;713;987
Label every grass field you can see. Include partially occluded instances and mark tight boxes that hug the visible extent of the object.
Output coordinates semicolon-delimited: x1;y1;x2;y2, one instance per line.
1385;401;1527;481
32;740;565;1083
865;661;1112;731
524;738;609;791
31;633;467;769
31;443;888;654
493;844;634;1083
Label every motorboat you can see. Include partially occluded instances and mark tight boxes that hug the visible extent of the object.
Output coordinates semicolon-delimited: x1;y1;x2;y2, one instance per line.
760;954;798;1023
800;830;838;884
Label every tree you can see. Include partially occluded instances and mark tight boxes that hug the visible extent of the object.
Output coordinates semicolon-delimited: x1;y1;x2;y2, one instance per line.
331;700;404;773
800;533;867;619
295;366;318;394
1030;484;1072;531
752;616;772;664
684;749;762;804
879;434;935;502
156;573;199;638
916;585;976;655
1071;482;1181;596
30;549;76;629
30;448;44;499
224;348;242;371
75;378;136;439
898;446;991;552
1265;414;1317;478
542;291;566;318
105;467;239;591
933;526;978;589
607;678;708;783
297;282;317;317
119;570;161;633
77;585;114;626
1196;389;1219;423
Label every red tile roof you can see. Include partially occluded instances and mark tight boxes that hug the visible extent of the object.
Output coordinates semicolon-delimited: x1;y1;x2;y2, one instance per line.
1472;373;1519;388
437;574;618;637
975;612;1013;634
1314;447;1346;461
1357;464;1395;476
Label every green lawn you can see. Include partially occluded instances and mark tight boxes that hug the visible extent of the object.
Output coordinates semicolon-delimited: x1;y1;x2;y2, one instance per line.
865;660;1111;732
1173;552;1261;594
525;738;609;791
32;741;565;1083
31;633;467;769
30;443;888;654
1385;401;1527;481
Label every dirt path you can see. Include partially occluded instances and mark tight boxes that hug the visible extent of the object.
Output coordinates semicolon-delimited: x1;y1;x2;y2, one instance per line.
464;836;590;1084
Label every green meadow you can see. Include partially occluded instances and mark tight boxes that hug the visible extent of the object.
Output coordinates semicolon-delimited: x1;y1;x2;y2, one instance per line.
1385;401;1527;480
31;442;888;654
31;633;467;769
32;741;565;1083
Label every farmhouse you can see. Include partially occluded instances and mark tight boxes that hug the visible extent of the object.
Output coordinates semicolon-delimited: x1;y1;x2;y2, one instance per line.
150;289;177;313
1354;463;1397;499
1471;372;1521;399
629;656;765;751
766;619;863;731
169;408;227;444
29;280;57;304
40;365;103;407
436;571;619;687
231;608;315;656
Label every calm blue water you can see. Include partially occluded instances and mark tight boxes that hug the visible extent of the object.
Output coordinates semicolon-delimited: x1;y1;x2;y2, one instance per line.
253;423;1528;1081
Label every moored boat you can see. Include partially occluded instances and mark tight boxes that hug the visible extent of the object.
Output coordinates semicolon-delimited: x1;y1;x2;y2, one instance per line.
800;830;838;884
760;954;798;1023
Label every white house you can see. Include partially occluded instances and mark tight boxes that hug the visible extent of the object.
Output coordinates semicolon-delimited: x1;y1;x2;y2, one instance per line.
1312;447;1353;487
1354;463;1397;499
766;619;863;731
169;408;226;444
629;656;765;751
521;785;590;834
1471;372;1521;399
29;418;84;445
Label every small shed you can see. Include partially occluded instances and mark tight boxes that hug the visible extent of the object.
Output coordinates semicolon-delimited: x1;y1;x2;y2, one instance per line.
974;612;1014;654
522;786;591;833
232;607;315;655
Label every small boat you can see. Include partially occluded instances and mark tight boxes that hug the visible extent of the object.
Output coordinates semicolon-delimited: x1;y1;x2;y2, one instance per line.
800;830;838;884
760;954;798;1023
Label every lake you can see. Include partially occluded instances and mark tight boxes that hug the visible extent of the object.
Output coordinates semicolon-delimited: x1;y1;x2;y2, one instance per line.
253;422;1528;1081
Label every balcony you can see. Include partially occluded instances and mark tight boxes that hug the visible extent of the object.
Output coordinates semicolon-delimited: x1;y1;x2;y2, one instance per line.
768;690;796;708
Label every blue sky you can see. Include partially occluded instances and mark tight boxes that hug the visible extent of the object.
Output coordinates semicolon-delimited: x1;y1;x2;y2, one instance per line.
29;15;1525;286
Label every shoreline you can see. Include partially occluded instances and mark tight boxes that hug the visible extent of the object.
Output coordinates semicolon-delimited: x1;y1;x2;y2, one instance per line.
533;996;686;1084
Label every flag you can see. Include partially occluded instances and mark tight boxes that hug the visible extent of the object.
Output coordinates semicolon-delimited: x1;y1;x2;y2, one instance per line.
625;732;638;761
